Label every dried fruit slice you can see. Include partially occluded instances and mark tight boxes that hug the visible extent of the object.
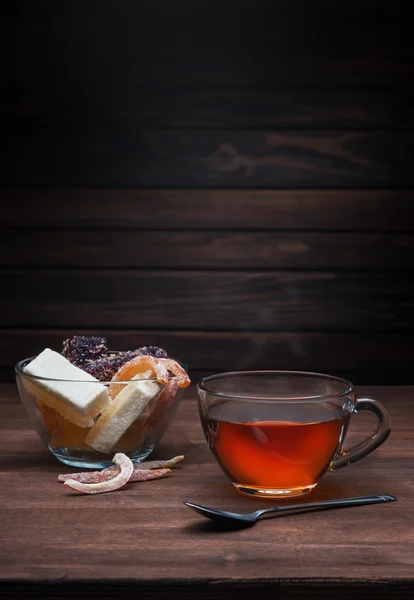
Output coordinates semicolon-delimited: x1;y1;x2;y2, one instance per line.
58;455;183;482
108;355;170;398
59;467;171;484
79;346;169;381
159;358;191;388
138;455;184;470
82;351;142;381
38;400;89;449
62;336;108;366
38;399;58;436
85;379;161;454
50;413;89;449
23;349;111;427
147;378;180;429
63;452;133;494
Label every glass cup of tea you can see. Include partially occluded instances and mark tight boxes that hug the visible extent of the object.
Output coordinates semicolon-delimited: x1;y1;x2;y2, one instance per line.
197;370;391;499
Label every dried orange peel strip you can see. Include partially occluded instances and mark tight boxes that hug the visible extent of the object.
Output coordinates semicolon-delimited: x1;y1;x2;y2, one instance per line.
159;358;191;388
108;355;170;398
63;452;133;494
58;455;183;483
138;455;184;470
147;378;180;429
59;467;171;484
123;467;170;482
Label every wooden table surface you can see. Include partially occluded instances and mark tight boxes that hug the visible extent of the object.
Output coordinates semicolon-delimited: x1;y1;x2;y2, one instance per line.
0;383;413;599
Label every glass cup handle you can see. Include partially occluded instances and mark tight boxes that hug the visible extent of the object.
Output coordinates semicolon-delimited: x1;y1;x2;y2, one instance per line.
331;397;392;470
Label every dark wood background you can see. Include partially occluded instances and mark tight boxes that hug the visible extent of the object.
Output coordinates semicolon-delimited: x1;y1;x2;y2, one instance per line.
2;0;414;384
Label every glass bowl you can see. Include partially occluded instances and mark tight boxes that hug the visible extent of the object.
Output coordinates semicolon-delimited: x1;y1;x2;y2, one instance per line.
15;355;186;469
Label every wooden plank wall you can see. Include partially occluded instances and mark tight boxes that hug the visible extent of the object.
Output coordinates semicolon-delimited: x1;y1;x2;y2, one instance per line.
1;0;414;384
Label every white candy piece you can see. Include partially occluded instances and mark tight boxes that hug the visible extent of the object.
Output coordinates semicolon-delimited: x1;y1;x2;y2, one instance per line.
23;348;111;427
85;379;161;453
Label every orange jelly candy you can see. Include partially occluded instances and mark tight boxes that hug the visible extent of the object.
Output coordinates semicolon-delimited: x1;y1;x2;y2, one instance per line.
37;400;89;449
108;355;170;398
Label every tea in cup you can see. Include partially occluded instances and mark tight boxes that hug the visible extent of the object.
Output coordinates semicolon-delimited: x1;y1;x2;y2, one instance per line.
197;370;391;498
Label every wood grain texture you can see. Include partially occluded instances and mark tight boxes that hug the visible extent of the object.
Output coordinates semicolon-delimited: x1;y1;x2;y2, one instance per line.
2;329;413;384
3;229;414;269
2;270;414;331
7;86;414;129
3;189;414;231
0;383;413;598
3;129;414;186
2;0;414;395
2;0;413;86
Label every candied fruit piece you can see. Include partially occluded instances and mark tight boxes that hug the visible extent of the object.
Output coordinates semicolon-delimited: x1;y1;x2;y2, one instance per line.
136;345;169;359
108;355;170;398
62;335;108;366
57;456;183;482
38;400;89;449
50;413;89;449
147;378;180;429
61;335;170;381
81;351;140;381
81;347;170;381
63;452;134;494
38;399;58;435
58;466;171;484
159;358;190;388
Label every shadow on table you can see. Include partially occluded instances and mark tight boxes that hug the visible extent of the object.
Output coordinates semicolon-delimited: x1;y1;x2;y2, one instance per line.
182;477;385;533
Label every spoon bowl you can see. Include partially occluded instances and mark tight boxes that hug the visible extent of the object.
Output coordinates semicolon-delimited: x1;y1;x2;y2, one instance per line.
184;494;396;529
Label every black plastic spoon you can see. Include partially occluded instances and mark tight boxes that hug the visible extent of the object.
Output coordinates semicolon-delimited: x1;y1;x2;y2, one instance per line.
184;494;396;529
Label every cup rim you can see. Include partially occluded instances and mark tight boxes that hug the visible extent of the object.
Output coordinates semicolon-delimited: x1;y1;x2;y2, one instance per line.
15;355;161;385
197;369;354;402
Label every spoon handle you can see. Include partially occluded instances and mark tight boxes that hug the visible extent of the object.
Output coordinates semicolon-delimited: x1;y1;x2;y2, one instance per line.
256;494;396;520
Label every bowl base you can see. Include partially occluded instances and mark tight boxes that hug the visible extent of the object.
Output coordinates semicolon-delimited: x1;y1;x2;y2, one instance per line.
50;444;155;469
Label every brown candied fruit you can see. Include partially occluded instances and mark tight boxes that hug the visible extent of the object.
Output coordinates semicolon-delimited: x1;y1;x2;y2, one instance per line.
81;346;170;382
62;335;108;366
81;351;142;381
